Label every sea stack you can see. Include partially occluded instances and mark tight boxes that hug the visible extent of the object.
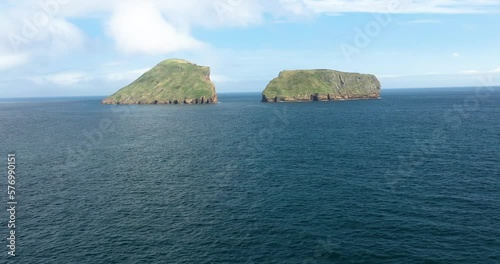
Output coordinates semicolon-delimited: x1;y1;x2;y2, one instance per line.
261;69;381;103
102;59;218;105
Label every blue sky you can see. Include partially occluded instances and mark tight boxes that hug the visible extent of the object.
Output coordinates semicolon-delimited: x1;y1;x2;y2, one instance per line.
0;0;499;98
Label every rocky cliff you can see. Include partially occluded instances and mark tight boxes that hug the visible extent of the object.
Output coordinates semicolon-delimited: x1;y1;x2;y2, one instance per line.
102;59;218;105
261;69;380;103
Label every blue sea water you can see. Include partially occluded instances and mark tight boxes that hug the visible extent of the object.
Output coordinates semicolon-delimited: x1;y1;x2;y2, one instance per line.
0;88;499;263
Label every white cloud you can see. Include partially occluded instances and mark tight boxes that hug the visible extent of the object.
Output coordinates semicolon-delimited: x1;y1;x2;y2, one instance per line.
107;1;204;54
408;19;440;23
0;1;85;64
31;72;89;86
378;74;403;78
3;0;499;58
57;0;265;27
302;0;500;14
453;53;460;57
102;61;125;67
280;0;309;15
461;70;479;74
44;19;85;54
0;53;29;70
211;74;233;82
378;72;441;78
16;0;500;19
0;12;30;71
492;68;500;73
106;68;151;82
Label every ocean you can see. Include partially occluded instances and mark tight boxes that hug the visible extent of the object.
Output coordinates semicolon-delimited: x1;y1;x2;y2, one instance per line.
0;87;499;263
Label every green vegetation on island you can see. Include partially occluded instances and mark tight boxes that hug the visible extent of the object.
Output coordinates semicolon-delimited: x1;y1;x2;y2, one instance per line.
261;69;381;102
102;59;218;105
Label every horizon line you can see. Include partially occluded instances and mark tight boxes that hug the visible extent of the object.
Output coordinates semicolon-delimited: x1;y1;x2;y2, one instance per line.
0;86;498;100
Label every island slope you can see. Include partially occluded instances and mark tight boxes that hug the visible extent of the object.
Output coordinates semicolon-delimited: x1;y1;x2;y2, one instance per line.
261;69;381;102
102;59;218;105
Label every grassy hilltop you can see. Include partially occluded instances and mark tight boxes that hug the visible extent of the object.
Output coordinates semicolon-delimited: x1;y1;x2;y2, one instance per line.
262;69;381;102
102;59;218;105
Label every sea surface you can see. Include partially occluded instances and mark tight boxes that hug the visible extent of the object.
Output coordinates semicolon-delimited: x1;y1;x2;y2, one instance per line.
0;88;499;263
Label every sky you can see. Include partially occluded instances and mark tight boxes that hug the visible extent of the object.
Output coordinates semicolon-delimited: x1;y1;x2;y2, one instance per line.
0;0;499;98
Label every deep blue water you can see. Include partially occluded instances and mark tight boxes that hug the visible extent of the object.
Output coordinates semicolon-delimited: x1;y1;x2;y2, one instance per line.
0;88;499;263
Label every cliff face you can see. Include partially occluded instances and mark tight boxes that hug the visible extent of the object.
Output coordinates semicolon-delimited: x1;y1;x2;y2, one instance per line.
102;59;218;105
261;69;381;103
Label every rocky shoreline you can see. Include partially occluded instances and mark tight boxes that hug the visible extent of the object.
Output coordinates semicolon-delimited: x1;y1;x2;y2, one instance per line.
261;93;380;103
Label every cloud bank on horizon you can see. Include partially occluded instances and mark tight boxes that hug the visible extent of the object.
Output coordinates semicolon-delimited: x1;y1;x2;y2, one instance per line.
0;0;499;97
